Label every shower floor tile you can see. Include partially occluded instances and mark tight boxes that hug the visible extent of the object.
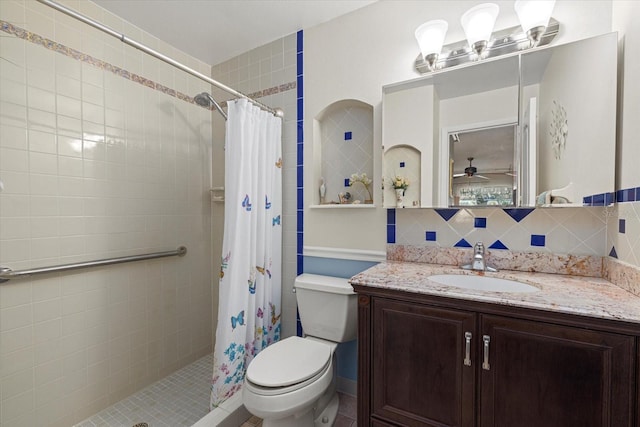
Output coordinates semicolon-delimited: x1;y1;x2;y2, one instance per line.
76;353;213;427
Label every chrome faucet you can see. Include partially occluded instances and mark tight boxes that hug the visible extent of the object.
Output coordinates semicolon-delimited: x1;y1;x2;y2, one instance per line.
462;242;497;272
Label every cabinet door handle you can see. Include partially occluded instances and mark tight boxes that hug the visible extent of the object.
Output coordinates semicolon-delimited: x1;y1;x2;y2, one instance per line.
464;332;472;366
482;335;491;370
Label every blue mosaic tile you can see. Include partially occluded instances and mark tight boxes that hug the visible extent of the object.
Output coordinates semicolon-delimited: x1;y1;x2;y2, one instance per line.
344;131;352;140
619;219;626;234
387;225;396;244
297;52;303;76
454;238;472;248
297;30;303;54
609;246;618;258
297;75;303;98
583;196;592;206
297;188;303;209
605;192;614;205
592;193;605;206
489;240;508;250
344;178;350;187
425;231;436;241
297;231;303;250
297;165;303;186
530;234;546;247
297;210;303;232
297;254;304;274
636;187;640;200
297;142;303;165
624;188;635;202
503;208;534;222
616;190;624;203
297;120;304;143
435;208;459;222
387;208;396;225
474;217;487;228
399;161;405;168
297;98;303;121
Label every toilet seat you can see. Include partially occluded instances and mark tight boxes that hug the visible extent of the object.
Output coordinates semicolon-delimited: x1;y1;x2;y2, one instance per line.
245;336;331;396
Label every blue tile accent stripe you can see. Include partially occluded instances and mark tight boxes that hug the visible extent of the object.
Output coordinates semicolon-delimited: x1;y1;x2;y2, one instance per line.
616;188;637;203
435;208;459;222
387;209;396;244
503;208;534;222
296;30;303;337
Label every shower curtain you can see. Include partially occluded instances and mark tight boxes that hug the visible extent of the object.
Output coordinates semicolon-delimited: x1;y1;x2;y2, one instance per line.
210;98;283;408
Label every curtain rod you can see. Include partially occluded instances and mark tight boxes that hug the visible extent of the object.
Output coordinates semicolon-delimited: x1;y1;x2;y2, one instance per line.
36;0;283;118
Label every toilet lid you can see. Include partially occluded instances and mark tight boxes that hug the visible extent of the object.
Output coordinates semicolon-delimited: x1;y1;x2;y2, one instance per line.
246;336;331;387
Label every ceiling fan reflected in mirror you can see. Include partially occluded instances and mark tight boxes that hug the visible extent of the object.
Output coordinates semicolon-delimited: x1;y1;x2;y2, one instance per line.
453;157;489;180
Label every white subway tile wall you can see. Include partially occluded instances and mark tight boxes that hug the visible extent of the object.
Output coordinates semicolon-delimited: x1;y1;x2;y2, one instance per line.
0;1;214;426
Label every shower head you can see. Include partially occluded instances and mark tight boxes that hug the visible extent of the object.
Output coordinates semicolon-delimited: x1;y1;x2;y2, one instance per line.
193;92;228;120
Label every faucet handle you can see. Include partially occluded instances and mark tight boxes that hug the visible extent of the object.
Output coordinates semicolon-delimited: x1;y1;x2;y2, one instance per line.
474;242;485;254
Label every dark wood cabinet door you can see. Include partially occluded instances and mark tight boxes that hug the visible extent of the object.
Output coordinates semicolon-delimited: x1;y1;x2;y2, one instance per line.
480;315;636;427
371;298;476;427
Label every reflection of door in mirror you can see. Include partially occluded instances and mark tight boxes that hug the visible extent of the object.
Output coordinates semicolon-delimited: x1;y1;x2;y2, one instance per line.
448;124;516;207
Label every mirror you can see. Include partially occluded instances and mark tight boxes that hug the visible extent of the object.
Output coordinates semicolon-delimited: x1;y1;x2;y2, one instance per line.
382;32;617;208
449;124;517;207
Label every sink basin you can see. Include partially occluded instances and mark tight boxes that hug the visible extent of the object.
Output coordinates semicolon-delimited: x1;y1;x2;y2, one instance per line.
429;274;539;293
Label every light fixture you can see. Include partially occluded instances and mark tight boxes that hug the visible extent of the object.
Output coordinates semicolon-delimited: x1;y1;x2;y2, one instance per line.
460;3;500;58
414;1;559;74
514;0;556;46
415;20;449;70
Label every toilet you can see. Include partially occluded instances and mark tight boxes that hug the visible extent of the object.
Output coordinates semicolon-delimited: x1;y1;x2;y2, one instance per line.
242;273;357;427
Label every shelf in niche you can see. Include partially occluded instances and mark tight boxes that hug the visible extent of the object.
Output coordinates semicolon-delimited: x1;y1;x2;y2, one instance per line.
310;204;377;209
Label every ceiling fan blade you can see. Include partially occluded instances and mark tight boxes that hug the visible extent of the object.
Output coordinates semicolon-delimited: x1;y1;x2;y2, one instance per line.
453;173;465;177
475;175;490;180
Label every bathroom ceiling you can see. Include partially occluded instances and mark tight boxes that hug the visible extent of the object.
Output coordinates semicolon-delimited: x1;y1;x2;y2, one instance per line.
92;0;377;65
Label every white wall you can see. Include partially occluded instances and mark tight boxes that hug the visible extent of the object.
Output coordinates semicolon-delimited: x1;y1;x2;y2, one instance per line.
304;0;613;252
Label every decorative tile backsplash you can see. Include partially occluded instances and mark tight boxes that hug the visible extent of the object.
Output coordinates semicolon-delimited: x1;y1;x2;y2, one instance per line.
392;207;608;256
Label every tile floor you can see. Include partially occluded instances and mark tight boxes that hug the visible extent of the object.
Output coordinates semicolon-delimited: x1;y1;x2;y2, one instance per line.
76;352;357;427
240;393;357;427
76;354;213;427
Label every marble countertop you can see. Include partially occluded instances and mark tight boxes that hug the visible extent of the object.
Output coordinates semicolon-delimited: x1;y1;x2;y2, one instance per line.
349;261;640;325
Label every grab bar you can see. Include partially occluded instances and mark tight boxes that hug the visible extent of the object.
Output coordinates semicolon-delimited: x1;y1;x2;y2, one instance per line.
0;246;187;283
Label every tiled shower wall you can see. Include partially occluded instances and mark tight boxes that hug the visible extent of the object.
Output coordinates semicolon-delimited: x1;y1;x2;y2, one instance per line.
0;1;214;426
210;34;299;338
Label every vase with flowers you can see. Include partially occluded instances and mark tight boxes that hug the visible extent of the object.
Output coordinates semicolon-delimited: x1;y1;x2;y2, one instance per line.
348;173;373;204
391;175;410;208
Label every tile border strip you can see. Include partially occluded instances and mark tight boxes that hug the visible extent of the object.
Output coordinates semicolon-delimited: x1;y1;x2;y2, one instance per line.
0;20;295;109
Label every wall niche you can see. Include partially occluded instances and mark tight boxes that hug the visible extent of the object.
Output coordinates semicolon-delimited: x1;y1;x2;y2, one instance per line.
312;99;374;207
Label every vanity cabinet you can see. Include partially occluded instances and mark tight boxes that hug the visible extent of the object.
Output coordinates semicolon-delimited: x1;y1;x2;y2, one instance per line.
356;291;637;427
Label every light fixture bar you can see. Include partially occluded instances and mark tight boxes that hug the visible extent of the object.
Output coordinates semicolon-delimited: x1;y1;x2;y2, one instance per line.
415;18;559;74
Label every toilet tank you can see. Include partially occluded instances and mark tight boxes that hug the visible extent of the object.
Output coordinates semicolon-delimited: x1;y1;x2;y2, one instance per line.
294;273;357;342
